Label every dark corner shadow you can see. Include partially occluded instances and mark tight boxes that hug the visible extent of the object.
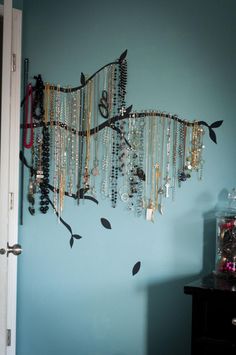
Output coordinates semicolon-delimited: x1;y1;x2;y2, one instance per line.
146;189;229;355
147;274;200;355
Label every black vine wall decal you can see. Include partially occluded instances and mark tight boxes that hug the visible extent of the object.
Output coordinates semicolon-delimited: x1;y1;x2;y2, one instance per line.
20;50;223;275
47;198;82;248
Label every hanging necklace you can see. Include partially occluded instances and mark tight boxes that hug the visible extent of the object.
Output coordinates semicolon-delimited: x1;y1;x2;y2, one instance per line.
146;114;156;221
75;89;81;198
154;113;160;211
67;87;73;196
83;80;92;189
164;115;171;198
53;85;61;215
91;73;100;178
158;113;166;215
171;116;178;201
135;116;145;217
58;93;66;214
178;121;187;185
23;83;34;149
145;114;155;221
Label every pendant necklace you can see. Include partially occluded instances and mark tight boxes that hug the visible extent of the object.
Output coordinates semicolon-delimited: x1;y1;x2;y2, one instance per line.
158;113;166;215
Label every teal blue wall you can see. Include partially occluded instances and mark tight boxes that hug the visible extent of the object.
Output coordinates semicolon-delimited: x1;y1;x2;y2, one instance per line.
13;0;23;9
0;1;23;9
17;1;236;355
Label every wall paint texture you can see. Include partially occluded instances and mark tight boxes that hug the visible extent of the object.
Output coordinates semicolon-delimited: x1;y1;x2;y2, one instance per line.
17;1;236;355
0;0;23;10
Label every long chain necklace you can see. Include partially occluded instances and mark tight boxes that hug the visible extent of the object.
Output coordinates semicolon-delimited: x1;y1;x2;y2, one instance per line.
83;80;92;189
53;85;61;216
91;73;100;179
77;87;85;203
164;116;171;198
73;90;80;197
158;113;166;215
135;117;145;217
145;114;154;221
58;94;66;214
171;117;178;201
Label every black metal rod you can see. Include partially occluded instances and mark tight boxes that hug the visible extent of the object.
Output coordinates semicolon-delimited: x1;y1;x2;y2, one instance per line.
20;109;199;134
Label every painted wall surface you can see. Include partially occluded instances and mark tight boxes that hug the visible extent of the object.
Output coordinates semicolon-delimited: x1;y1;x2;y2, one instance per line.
0;0;23;9
13;0;22;9
17;1;236;355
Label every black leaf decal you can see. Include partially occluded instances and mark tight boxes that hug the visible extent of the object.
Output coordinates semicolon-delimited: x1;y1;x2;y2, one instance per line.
136;168;146;181
126;105;133;115
132;261;141;276
28;206;35;216
72;234;82;240
210;120;223;129
101;218;112;229
70;236;74;248
209;128;217;144
80;72;86;86
119;49;128;63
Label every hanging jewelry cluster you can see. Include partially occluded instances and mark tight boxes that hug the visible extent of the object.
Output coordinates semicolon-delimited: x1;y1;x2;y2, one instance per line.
22;50;222;222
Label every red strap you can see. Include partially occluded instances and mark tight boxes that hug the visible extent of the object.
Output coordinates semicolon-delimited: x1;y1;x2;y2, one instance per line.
23;84;33;149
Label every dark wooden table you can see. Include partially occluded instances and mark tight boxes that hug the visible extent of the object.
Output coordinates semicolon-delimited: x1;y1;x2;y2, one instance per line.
184;274;236;355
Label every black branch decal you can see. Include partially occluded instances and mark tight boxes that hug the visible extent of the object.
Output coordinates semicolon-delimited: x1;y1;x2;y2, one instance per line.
21;109;223;146
19;151;95;248
47;198;82;248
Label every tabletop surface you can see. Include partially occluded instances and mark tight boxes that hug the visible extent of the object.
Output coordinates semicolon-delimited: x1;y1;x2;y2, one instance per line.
184;273;236;296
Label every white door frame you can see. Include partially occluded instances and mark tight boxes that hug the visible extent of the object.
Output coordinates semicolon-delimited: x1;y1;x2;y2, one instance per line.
0;1;22;354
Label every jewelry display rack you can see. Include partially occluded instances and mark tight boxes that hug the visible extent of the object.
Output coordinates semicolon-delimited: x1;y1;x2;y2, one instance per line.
20;50;223;251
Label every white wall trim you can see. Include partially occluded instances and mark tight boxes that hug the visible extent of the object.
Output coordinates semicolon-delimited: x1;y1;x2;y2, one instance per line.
0;2;22;354
0;1;13;353
7;8;22;355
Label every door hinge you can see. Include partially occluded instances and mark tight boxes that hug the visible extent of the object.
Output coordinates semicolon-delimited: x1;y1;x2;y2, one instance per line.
7;329;11;346
11;53;16;72
9;192;14;210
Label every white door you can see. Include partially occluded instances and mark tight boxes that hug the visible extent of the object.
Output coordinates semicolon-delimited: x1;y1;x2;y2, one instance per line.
0;0;22;354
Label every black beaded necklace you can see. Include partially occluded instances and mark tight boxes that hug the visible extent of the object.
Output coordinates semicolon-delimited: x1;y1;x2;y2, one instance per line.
39;125;50;214
33;75;50;214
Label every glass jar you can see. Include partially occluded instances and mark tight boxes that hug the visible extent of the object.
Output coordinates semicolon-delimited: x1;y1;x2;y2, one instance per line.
215;209;236;278
215;189;236;278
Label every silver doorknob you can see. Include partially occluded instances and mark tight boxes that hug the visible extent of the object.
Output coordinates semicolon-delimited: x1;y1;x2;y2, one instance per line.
0;243;22;257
